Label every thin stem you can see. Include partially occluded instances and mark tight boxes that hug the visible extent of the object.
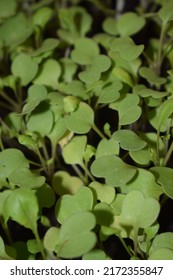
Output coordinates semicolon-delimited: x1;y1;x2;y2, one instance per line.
156;24;166;74
163;141;173;167
119;237;133;258
0;91;17;107
35;146;49;176
92;124;106;139
33;228;46;260
72;164;87;184
156;130;160;166
81;162;95;182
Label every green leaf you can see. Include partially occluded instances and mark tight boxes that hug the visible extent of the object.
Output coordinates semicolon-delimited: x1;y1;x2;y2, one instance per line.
44;227;60;252
26;103;54;137
0;13;33;47
158;3;173;24
58;7;92;43
0;148;29;182
71;38;99;65
0;237;14;260
11;54;38;86
63;80;88;100
122;169;163;199
8;168;45;189
35;184;55;209
3;189;39;231
0;0;17;18
89;182;115;204
27;239;40;254
33;59;61;89
149;248;173;260
93;202;114;226
0;190;12;217
129;148;152;165
112;67;134;87
120;190;160;229
62;135;87;165
79;55;111;84
150;232;173;254
31;38;59;57
157;98;173;131
56;211;96;259
22;85;47;114
139;67;166;86
64;102;94;134
96;138;119;158
117;12;145;36
98;80;122;104
83;249;109;260
117;94;141;125
60;58;77;83
91;155;137;186
63;96;80;113
56;187;93;224
102;17;118;35
33;7;53;28
52;171;83;195
110;37;144;61
150;167;173;198
113;130;146;151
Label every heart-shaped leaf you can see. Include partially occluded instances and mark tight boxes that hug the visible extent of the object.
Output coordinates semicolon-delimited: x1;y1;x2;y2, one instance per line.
98;80;122;104
8;168;45;189
95;138;119;158
139;67;166;86
64;102;94;134
83;249;109;260
0;13;33;47
22;85;47;114
52;171;83;195
3;189;39;232
33;59;61;89
149;248;173;260
150;232;173;255
89;182;115;204
91;155;137;186
113;130;146;151
56;211;96;259
110;37;144;61
122;168;163;199
0;149;29;182
44;227;60;252
117;94;142;125
26;103;54;136
120;190;160;229
56;187;93;224
11;53;38;86
71;38;99;65
62;135;87;165
102;17;118;35
117;12;145;36
150;167;173;198
35;184;55;209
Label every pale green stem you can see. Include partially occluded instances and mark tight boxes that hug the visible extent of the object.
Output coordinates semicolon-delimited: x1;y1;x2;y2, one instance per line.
119;237;133;258
72;164;87;184
33;228;46;260
81;163;95;182
156;130;160;166
163;141;173;167
92;124;106;139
